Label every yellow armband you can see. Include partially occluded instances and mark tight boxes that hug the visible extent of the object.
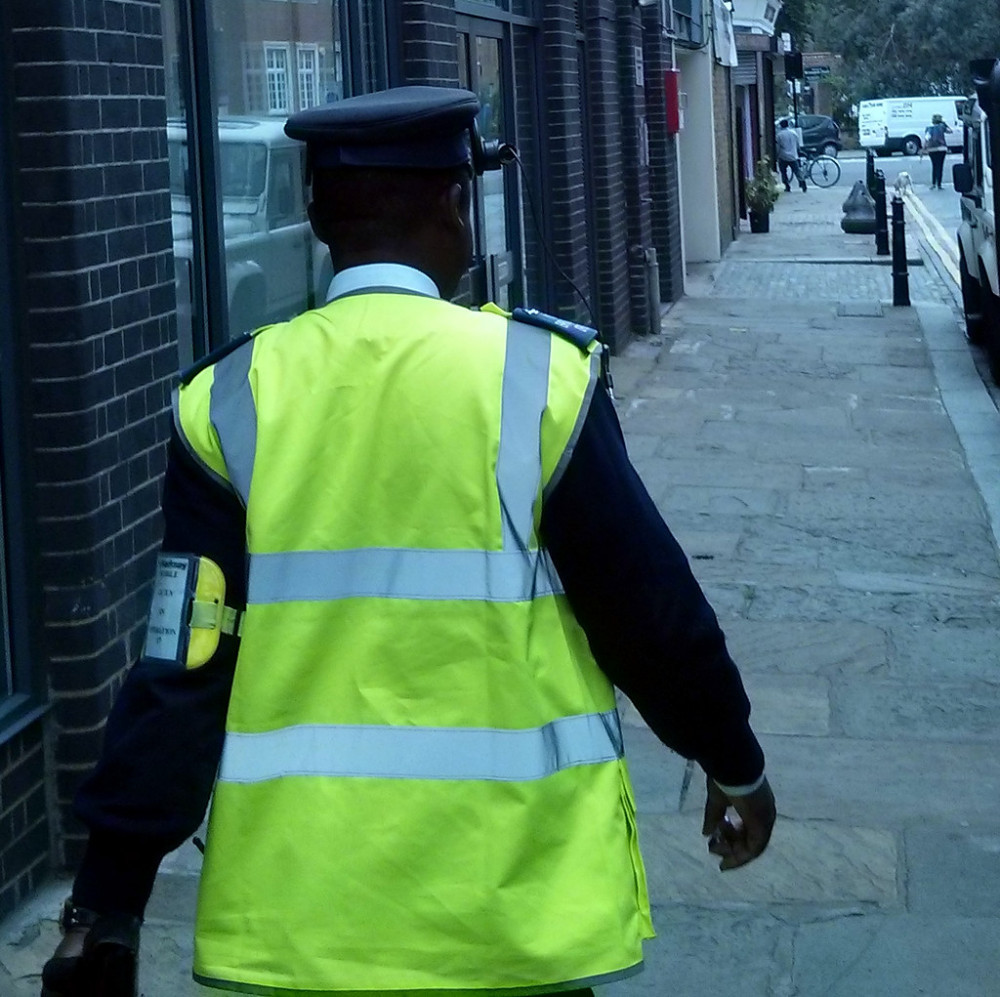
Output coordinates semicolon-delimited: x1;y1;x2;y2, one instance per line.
143;554;242;669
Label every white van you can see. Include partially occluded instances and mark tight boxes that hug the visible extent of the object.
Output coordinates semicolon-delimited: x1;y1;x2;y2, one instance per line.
858;96;964;156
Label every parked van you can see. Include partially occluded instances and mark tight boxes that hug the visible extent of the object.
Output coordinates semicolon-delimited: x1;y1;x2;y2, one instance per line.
858;96;964;156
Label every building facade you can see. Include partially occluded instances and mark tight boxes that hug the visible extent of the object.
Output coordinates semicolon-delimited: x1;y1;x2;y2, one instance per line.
732;0;782;205
0;0;736;916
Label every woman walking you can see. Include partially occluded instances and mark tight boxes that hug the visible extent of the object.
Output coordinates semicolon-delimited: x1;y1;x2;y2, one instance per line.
923;113;952;189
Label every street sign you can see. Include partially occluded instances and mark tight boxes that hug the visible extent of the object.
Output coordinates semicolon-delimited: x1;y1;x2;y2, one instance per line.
805;65;831;80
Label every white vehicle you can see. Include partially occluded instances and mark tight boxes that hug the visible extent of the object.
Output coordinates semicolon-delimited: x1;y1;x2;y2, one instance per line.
858;96;964;157
953;69;1000;381
167;118;332;346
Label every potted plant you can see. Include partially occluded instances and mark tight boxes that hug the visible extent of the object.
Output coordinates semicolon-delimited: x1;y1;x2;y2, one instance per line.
745;157;780;233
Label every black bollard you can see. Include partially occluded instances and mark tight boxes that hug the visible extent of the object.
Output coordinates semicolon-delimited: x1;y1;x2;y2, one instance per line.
874;170;889;256
866;148;876;195
891;196;910;306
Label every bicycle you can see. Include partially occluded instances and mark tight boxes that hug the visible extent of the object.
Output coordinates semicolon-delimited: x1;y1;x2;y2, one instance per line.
798;150;842;188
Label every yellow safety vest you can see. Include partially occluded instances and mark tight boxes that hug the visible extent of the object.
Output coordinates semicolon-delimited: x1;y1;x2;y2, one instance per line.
175;287;653;995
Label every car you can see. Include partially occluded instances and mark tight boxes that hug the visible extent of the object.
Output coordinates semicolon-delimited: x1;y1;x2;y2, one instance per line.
796;114;841;157
167;117;333;350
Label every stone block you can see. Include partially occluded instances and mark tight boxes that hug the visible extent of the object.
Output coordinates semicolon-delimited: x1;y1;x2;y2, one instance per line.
792;914;1000;997
637;813;898;908
836;678;1000;741
905;821;1000;917
596;906;793;997
721;620;889;676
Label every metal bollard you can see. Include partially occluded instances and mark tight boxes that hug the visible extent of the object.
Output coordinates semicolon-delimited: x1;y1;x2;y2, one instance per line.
874;170;889;256
891;196;910;306
866;148;876;195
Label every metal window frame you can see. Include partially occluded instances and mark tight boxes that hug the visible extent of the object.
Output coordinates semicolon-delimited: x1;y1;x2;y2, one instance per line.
264;41;294;114
0;0;49;738
456;0;538;27
177;0;231;354
296;43;321;110
342;0;389;96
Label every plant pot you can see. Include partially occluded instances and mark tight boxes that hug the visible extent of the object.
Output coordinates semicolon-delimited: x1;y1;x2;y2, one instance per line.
748;209;770;233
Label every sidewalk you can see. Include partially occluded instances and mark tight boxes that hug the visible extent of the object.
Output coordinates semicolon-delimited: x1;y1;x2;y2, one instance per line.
4;183;1000;996
602;184;1000;996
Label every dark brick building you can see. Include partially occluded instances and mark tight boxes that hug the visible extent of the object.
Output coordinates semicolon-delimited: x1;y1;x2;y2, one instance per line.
0;0;718;917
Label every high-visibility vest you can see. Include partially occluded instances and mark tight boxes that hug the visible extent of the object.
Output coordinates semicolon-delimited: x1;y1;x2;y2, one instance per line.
176;289;653;995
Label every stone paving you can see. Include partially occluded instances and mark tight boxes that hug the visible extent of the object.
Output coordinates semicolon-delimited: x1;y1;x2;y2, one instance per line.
3;183;1000;996
600;185;1000;997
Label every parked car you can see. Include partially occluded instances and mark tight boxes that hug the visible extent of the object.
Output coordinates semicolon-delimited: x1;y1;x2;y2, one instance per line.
167;117;332;347
953;82;1000;380
797;114;841;156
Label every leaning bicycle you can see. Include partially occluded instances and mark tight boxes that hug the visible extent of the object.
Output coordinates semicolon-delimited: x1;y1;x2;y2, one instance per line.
799;150;841;188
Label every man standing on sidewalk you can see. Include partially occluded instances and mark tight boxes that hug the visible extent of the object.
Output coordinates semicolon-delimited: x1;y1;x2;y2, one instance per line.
777;119;808;193
40;86;775;997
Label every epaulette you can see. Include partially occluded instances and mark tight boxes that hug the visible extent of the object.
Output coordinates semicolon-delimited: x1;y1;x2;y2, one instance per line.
511;307;599;352
178;330;258;386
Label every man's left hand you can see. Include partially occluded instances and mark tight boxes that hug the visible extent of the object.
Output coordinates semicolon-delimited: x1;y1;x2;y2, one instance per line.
702;775;776;871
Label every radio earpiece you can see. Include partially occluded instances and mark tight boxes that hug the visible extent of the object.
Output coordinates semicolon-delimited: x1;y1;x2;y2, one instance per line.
470;118;517;175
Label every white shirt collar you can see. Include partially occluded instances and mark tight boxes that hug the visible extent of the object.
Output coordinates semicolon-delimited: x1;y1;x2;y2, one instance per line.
326;263;440;303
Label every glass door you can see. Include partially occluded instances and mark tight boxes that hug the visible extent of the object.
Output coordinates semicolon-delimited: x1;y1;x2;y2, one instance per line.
457;17;520;308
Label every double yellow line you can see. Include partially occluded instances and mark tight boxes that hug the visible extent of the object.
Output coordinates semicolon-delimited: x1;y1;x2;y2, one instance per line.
901;188;961;286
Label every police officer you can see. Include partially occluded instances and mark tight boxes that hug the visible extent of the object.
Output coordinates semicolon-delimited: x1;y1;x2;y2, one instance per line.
42;86;775;997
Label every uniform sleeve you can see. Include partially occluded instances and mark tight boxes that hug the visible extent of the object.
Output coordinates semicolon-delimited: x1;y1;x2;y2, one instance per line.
71;430;247;917
540;387;765;788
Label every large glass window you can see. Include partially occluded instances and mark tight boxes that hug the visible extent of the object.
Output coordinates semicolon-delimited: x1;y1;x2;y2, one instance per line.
162;1;374;361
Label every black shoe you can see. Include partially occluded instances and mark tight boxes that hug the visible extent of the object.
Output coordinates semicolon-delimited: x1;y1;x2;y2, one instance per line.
42;911;140;997
784;185;791;192
800;181;808;192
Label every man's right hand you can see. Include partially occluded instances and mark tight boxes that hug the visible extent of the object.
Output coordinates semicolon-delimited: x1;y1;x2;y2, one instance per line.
41;904;140;997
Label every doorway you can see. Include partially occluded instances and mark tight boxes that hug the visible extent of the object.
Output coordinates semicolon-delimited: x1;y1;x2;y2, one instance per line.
457;16;520;308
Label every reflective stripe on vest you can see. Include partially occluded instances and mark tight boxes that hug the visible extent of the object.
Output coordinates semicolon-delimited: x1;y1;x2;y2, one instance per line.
209;341;256;507
498;320;550;550
218;709;624;784
248;546;564;603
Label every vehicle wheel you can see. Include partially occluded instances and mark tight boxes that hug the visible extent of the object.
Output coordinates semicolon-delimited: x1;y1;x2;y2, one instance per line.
229;284;266;339
808;156;841;188
960;254;985;345
902;136;921;157
979;266;1000;384
822;143;839;158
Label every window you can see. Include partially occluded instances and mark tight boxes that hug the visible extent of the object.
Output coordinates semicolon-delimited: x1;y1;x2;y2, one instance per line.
243;46;267;115
265;44;292;115
672;0;704;46
161;1;389;363
297;45;321;110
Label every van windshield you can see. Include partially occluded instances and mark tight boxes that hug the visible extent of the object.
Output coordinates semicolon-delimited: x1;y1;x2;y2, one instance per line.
168;140;268;199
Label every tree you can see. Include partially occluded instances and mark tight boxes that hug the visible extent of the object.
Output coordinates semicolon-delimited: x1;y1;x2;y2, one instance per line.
774;0;819;49
808;0;1000;102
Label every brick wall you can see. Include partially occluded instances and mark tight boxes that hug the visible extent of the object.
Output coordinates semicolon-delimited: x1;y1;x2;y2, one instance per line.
400;1;459;87
615;0;651;340
642;7;683;305
713;60;738;251
583;0;631;351
540;2;591;321
11;0;176;868
0;728;48;920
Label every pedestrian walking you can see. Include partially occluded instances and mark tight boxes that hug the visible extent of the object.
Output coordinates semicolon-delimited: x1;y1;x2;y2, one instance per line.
922;113;953;188
40;86;775;997
776;118;808;193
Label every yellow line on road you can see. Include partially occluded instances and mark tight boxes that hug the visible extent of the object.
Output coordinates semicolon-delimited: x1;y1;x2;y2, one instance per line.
901;189;961;286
